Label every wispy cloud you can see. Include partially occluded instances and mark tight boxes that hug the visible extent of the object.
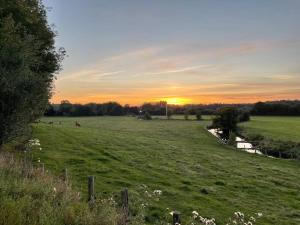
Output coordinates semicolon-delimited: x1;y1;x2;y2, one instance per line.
146;64;212;75
270;74;296;80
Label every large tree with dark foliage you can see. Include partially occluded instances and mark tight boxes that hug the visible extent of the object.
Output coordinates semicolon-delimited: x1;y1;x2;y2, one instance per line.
0;0;64;144
212;107;239;138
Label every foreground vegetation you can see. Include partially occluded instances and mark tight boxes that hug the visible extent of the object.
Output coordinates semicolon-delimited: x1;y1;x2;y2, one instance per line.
31;116;300;224
0;151;129;225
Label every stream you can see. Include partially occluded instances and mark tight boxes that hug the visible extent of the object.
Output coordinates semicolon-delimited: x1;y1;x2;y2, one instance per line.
208;128;263;155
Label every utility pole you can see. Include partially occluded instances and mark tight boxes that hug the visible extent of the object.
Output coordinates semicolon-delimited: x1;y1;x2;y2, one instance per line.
165;101;168;119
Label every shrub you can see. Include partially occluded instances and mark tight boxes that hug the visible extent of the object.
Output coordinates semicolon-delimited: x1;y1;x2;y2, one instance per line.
143;112;152;120
196;111;202;121
184;111;189;120
238;112;250;122
227;132;236;146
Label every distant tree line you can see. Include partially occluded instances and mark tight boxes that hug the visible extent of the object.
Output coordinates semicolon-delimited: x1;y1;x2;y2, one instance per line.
45;100;139;116
45;100;300;118
251;100;300;116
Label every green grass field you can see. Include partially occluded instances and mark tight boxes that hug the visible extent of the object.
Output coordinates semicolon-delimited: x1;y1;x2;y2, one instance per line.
32;117;300;224
239;116;300;142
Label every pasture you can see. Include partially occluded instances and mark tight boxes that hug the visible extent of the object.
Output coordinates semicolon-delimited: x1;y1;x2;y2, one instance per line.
32;117;300;224
239;116;300;142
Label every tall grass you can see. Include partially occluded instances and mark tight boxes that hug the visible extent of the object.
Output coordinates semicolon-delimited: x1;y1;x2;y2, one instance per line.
0;152;134;225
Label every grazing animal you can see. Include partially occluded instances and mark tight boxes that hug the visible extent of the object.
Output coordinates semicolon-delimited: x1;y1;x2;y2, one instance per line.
75;121;81;127
49;121;53;125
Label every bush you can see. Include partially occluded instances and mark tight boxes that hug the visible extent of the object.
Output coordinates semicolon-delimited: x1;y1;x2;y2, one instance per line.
238;112;250;122
196;111;202;121
184;111;189;120
227;132;236;146
143;112;152;120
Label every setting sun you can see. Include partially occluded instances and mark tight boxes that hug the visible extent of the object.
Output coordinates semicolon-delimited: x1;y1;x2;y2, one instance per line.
160;97;191;105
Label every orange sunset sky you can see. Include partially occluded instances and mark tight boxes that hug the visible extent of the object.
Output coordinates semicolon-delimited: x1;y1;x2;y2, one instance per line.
45;0;300;105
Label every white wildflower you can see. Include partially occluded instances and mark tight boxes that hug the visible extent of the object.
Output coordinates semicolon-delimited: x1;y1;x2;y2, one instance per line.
192;210;199;218
257;212;263;217
153;190;162;195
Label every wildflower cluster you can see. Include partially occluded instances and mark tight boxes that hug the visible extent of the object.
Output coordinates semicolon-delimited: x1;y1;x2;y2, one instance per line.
26;138;43;152
191;210;216;225
28;138;41;147
153;189;162;196
226;211;262;225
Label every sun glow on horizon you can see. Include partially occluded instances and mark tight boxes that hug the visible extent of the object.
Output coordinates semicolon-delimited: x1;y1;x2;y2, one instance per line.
159;97;192;105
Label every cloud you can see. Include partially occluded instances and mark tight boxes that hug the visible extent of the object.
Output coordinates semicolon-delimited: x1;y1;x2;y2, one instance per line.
270;74;295;80
145;64;212;75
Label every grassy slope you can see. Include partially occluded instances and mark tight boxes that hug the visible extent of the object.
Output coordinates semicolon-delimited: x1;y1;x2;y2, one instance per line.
33;117;300;225
239;116;300;142
0;152;123;225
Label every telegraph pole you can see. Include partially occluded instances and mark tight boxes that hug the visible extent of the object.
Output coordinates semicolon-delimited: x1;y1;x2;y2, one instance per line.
165;101;168;119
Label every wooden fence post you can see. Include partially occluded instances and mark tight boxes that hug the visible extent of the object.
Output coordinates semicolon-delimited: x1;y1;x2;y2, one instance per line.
121;188;129;223
88;176;95;202
63;168;68;184
172;211;181;225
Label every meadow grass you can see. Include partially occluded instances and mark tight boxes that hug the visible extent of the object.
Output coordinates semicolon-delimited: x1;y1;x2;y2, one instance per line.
32;116;300;224
0;152;126;225
239;116;300;142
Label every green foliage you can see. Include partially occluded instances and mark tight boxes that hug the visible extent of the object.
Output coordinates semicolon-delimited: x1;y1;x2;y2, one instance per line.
196;111;202;121
143;111;152;120
238;111;250;122
0;0;64;144
212;107;239;138
31;116;300;225
184;111;189;120
227;131;236;146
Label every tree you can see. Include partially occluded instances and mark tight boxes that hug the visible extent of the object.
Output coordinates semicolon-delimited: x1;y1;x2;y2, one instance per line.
196;110;202;121
59;100;72;116
239;111;250;122
184;110;189;120
212;107;239;139
0;0;64;144
143;111;152;120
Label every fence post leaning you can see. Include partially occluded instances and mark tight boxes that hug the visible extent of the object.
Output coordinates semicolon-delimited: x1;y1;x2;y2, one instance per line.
121;188;129;222
172;211;181;225
88;175;95;202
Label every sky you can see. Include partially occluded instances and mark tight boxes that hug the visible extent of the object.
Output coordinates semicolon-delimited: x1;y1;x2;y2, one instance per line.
43;0;300;105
